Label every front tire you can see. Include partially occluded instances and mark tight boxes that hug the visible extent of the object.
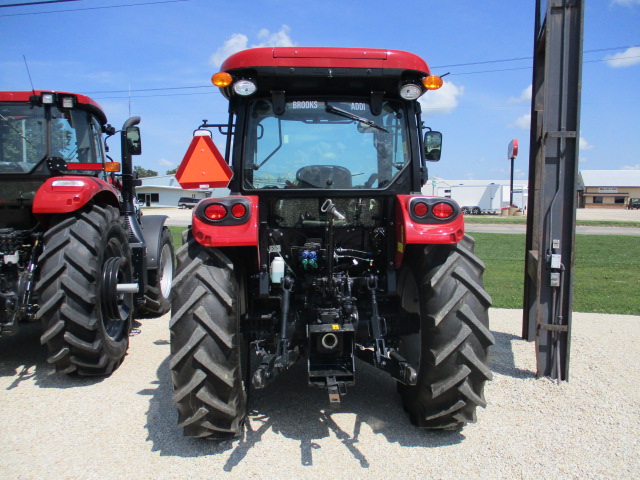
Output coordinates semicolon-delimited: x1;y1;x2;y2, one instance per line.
397;235;494;429
37;204;133;376
170;230;247;439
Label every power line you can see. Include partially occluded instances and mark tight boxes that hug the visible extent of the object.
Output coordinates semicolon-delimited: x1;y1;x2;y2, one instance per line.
86;85;214;95
0;1;81;8
431;45;638;70
0;0;190;16
92;91;216;100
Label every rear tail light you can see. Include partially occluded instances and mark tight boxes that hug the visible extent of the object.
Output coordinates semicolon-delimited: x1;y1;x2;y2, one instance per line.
407;196;459;224
412;201;429;217
204;204;227;221
432;202;454;219
197;197;252;226
231;203;246;218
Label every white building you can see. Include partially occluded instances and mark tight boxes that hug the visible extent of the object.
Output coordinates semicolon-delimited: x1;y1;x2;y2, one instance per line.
136;175;229;207
423;178;529;210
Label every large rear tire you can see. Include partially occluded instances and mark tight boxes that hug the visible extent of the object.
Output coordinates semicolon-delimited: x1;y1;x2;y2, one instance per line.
37;204;133;376
138;227;174;317
397;235;494;429
170;230;247;439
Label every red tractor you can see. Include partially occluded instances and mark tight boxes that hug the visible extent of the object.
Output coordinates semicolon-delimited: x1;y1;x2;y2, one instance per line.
0;91;174;375
171;47;494;438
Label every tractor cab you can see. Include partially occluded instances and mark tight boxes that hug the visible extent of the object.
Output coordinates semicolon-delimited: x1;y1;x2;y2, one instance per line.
0;91;120;229
0;91;115;176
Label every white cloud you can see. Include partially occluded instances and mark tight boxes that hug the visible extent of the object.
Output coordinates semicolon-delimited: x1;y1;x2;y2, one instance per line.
508;84;532;103
159;158;173;167
604;46;640;68
622;164;640;170
210;25;295;67
510;113;531;130
210;33;249;67
255;25;295;48
419;81;464;115
579;137;594;150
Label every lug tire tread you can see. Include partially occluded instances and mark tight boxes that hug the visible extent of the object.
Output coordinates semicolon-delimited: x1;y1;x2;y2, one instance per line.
36;204;132;376
170;229;246;439
400;234;494;429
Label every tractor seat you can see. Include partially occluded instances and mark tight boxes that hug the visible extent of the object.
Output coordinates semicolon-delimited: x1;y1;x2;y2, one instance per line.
296;165;352;189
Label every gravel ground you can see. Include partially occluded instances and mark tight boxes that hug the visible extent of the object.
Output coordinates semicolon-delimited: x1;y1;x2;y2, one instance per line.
1;308;638;479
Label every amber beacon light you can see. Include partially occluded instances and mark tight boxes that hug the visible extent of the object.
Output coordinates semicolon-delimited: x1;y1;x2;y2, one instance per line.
423;75;444;90
211;72;233;87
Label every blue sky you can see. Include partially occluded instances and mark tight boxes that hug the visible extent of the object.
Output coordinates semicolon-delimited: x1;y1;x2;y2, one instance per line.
1;0;638;181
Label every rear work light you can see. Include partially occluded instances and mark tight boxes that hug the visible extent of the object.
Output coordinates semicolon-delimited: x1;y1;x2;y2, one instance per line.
399;83;423;100
233;79;257;96
51;179;85;192
432;202;455;219
204;204;227;221
61;96;75;108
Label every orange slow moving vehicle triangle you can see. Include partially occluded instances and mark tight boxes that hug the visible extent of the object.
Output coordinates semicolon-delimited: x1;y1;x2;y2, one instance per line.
175;135;233;189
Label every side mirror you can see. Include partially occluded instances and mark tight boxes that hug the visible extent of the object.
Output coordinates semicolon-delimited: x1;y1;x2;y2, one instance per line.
424;131;442;162
126;126;142;155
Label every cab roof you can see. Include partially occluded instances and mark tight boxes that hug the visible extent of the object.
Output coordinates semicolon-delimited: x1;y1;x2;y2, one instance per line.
221;47;431;75
0;90;108;125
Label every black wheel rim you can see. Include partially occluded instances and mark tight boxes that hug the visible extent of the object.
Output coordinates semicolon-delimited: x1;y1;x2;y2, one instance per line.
100;240;133;339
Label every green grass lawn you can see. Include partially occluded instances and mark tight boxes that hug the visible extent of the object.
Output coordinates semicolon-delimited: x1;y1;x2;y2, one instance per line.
464;215;640;229
169;226;184;250
169;226;640;315
472;233;640;315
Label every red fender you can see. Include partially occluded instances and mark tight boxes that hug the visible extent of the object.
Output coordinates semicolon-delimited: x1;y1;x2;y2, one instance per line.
191;195;260;264
33;176;119;214
395;194;465;268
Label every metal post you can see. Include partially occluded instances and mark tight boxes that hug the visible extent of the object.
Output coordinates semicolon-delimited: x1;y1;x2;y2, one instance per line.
510;157;515;206
522;0;583;381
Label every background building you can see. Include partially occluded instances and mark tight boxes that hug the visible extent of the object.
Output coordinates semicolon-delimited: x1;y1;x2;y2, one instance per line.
579;170;640;208
423;178;529;211
136;175;215;207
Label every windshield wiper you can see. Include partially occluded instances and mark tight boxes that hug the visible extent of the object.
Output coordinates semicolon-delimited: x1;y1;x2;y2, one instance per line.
325;105;389;133
0;112;35;147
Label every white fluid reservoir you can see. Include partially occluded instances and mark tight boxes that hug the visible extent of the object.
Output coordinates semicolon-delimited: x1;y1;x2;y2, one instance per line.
270;256;285;283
